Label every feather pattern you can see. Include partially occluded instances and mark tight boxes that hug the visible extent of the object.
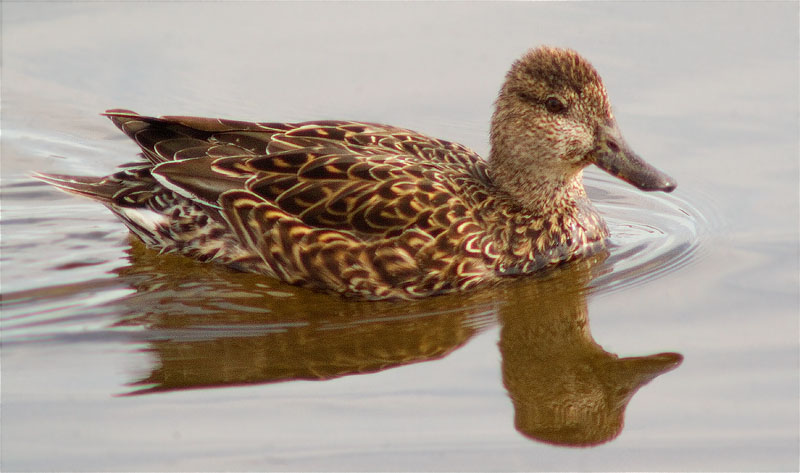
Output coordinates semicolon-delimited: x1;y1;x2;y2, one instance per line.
34;47;676;300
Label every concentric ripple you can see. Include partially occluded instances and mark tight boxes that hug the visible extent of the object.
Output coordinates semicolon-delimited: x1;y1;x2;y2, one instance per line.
584;171;711;296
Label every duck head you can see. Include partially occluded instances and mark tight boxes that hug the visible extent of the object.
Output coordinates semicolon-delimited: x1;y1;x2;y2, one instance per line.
489;47;676;211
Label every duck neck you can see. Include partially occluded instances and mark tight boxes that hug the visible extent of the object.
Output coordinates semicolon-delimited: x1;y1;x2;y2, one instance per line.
489;153;588;218
486;148;609;265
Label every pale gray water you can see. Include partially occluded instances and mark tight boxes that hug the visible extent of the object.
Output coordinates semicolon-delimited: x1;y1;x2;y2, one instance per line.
1;2;798;471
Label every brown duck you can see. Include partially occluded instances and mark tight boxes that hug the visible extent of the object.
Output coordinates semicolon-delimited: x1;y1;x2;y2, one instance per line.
35;47;676;300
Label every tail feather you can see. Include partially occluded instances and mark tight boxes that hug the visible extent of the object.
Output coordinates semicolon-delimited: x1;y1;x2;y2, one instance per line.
33;171;170;248
31;172;119;202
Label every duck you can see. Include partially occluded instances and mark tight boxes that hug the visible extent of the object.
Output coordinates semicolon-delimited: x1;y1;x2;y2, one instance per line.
35;46;676;300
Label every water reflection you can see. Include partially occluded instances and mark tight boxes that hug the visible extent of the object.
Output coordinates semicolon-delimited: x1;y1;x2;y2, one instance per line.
112;239;681;447
498;263;682;446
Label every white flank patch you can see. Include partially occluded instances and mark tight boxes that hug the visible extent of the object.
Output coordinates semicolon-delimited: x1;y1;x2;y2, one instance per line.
119;208;168;232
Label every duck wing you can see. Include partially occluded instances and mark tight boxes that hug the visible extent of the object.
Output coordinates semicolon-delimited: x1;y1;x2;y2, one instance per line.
103;110;489;240
98;111;492;297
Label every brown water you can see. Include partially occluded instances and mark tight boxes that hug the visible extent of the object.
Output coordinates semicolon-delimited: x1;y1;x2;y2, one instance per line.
2;2;798;471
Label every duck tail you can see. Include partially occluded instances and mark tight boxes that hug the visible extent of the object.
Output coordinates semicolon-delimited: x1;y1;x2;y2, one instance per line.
31;172;118;203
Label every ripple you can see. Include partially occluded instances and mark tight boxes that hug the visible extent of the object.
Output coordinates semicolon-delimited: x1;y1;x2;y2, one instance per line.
584;171;712;296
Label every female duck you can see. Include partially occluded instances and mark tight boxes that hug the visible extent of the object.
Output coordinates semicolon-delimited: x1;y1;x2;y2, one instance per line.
36;47;676;299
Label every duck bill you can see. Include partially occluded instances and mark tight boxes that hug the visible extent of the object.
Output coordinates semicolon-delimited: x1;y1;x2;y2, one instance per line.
590;120;677;192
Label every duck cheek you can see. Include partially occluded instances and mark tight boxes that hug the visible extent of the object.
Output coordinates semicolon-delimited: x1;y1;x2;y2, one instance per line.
560;137;592;164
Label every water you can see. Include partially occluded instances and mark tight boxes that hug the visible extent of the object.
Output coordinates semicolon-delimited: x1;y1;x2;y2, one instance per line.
2;2;798;471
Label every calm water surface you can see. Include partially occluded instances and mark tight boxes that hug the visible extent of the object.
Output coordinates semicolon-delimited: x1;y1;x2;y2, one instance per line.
2;2;798;471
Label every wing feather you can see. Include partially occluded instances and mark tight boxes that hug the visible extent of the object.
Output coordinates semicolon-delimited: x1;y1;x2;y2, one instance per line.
104;111;492;249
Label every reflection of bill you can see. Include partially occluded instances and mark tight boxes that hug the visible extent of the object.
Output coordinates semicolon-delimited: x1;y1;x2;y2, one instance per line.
114;240;681;447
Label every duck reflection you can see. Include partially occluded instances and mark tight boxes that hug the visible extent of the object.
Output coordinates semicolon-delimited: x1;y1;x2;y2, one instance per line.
113;240;499;389
112;238;681;447
497;261;682;446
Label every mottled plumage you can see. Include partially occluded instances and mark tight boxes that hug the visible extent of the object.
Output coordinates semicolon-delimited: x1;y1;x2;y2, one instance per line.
35;47;676;300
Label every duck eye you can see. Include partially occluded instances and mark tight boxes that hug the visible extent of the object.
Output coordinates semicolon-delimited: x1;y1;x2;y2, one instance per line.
545;96;567;114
